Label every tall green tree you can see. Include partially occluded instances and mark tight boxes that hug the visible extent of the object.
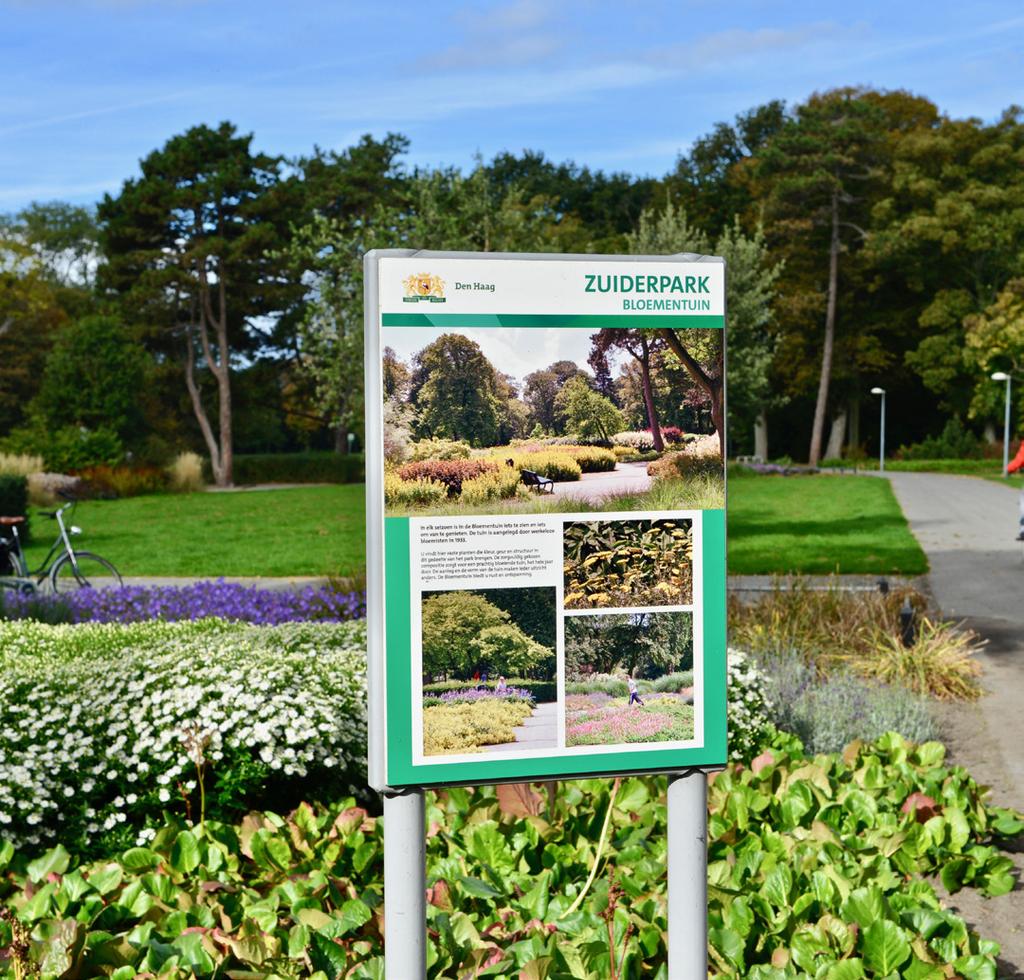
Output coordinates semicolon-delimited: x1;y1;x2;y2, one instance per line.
31;315;148;445
421;591;509;679
98;122;298;485
963;279;1024;430
589;330;668;448
626;203;726;452
753;89;887;466
523;360;584;433
869;107;1024;424
715;219;784;456
669;100;788;236
0;236;66;434
554;376;624;442
409;334;504;445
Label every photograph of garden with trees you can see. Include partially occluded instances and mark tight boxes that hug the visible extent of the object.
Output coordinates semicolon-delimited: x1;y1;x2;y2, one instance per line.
564;611;696;747
381;324;724;517
420;587;557;756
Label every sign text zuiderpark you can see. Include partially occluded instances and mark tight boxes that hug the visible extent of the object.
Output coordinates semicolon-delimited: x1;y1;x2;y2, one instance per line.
364;250;727;791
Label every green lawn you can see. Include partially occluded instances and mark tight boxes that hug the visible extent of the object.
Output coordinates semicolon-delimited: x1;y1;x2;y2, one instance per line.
22;486;366;578
19;473;929;579
727;473;928;575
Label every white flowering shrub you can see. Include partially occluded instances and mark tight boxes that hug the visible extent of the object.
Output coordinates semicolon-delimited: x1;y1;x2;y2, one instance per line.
726;647;775;762
611;431;657;452
0;619;367;852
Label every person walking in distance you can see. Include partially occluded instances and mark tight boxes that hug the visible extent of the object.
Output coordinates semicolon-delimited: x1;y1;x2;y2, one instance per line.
628;675;645;707
1009;440;1024;540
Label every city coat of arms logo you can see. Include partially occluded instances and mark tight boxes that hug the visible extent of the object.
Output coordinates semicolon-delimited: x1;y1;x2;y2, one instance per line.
402;272;446;303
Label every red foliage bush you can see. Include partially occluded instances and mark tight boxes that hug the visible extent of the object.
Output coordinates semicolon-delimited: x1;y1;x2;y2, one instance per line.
397;459;500;496
643;426;685;444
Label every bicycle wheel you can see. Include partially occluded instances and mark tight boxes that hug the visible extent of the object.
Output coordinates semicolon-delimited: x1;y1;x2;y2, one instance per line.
50;551;123;592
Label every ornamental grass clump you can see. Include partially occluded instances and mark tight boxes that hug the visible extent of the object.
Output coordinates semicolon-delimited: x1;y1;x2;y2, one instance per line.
384;471;447;507
167;450;204;492
459;466;522;504
728;581;984;700
0;619;368;851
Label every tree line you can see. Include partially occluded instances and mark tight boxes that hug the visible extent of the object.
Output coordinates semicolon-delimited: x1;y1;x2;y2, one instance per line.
3;87;1022;483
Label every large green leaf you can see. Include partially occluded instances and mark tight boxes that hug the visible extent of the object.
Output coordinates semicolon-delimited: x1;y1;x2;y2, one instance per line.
862;919;911;975
168;830;200;874
27;845;70;883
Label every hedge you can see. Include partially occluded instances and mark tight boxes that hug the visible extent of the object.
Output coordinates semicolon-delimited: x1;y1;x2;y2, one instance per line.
228;452;364;485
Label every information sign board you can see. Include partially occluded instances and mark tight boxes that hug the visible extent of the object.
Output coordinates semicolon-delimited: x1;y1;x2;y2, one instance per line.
365;250;726;790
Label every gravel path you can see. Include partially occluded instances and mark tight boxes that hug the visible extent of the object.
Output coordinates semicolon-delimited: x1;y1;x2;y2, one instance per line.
884;472;1024;975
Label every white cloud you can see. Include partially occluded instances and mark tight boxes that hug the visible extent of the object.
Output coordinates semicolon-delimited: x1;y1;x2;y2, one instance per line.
414;0;564;72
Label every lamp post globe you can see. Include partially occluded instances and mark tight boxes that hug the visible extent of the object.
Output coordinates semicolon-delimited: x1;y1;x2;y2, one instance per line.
992;372;1012;476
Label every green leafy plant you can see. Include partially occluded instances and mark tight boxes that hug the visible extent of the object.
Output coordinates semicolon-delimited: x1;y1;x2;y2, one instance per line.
564;518;693;609
728;582;984;700
0;735;1019;978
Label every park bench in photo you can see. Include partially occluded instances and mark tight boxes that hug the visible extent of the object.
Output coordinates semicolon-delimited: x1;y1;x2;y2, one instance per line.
520;468;554;493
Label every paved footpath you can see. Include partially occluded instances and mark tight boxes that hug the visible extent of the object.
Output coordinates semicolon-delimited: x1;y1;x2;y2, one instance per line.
483;701;558;752
884;472;1024;972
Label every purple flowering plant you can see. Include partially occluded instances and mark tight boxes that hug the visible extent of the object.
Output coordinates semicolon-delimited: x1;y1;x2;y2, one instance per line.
0;579;365;625
424;686;534;707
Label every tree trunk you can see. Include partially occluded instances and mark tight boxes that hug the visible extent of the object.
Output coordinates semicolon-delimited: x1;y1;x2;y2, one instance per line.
825;408;847;460
658;328;726;457
848;396;861;454
335;423;349;454
638;339;664;451
754;410;768;461
214;272;233;487
808;188;840;467
184;327;223;484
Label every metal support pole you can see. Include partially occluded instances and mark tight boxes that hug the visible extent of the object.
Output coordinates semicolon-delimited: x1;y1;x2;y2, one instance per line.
879;392;886;473
384;789;425;976
1003;376;1012;478
668;770;707;979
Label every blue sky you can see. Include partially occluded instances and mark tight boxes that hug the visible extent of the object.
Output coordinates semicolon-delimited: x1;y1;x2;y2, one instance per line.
2;0;1023;212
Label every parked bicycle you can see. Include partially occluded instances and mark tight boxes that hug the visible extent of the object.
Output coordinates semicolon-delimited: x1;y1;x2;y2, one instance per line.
0;496;122;594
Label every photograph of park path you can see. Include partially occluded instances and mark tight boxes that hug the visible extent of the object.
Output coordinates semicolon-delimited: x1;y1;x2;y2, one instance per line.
381;325;724;517
564;611;696;747
419;585;558;756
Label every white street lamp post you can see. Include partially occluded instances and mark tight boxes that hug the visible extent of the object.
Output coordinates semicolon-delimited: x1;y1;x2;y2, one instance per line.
871;387;886;472
992;371;1012;477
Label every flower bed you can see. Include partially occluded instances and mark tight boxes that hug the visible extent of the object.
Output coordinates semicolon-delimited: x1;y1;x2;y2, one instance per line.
423;686;533;706
565;692;694;745
0;619;367;851
0;580;366;625
422;699;534;755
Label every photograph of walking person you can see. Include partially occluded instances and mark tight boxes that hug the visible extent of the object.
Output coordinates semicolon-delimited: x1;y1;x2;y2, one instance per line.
564;610;696;747
420;586;558;756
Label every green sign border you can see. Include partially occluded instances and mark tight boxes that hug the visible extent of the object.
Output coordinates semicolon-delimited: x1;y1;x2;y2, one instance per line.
382;313;724;330
383;509;727;786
